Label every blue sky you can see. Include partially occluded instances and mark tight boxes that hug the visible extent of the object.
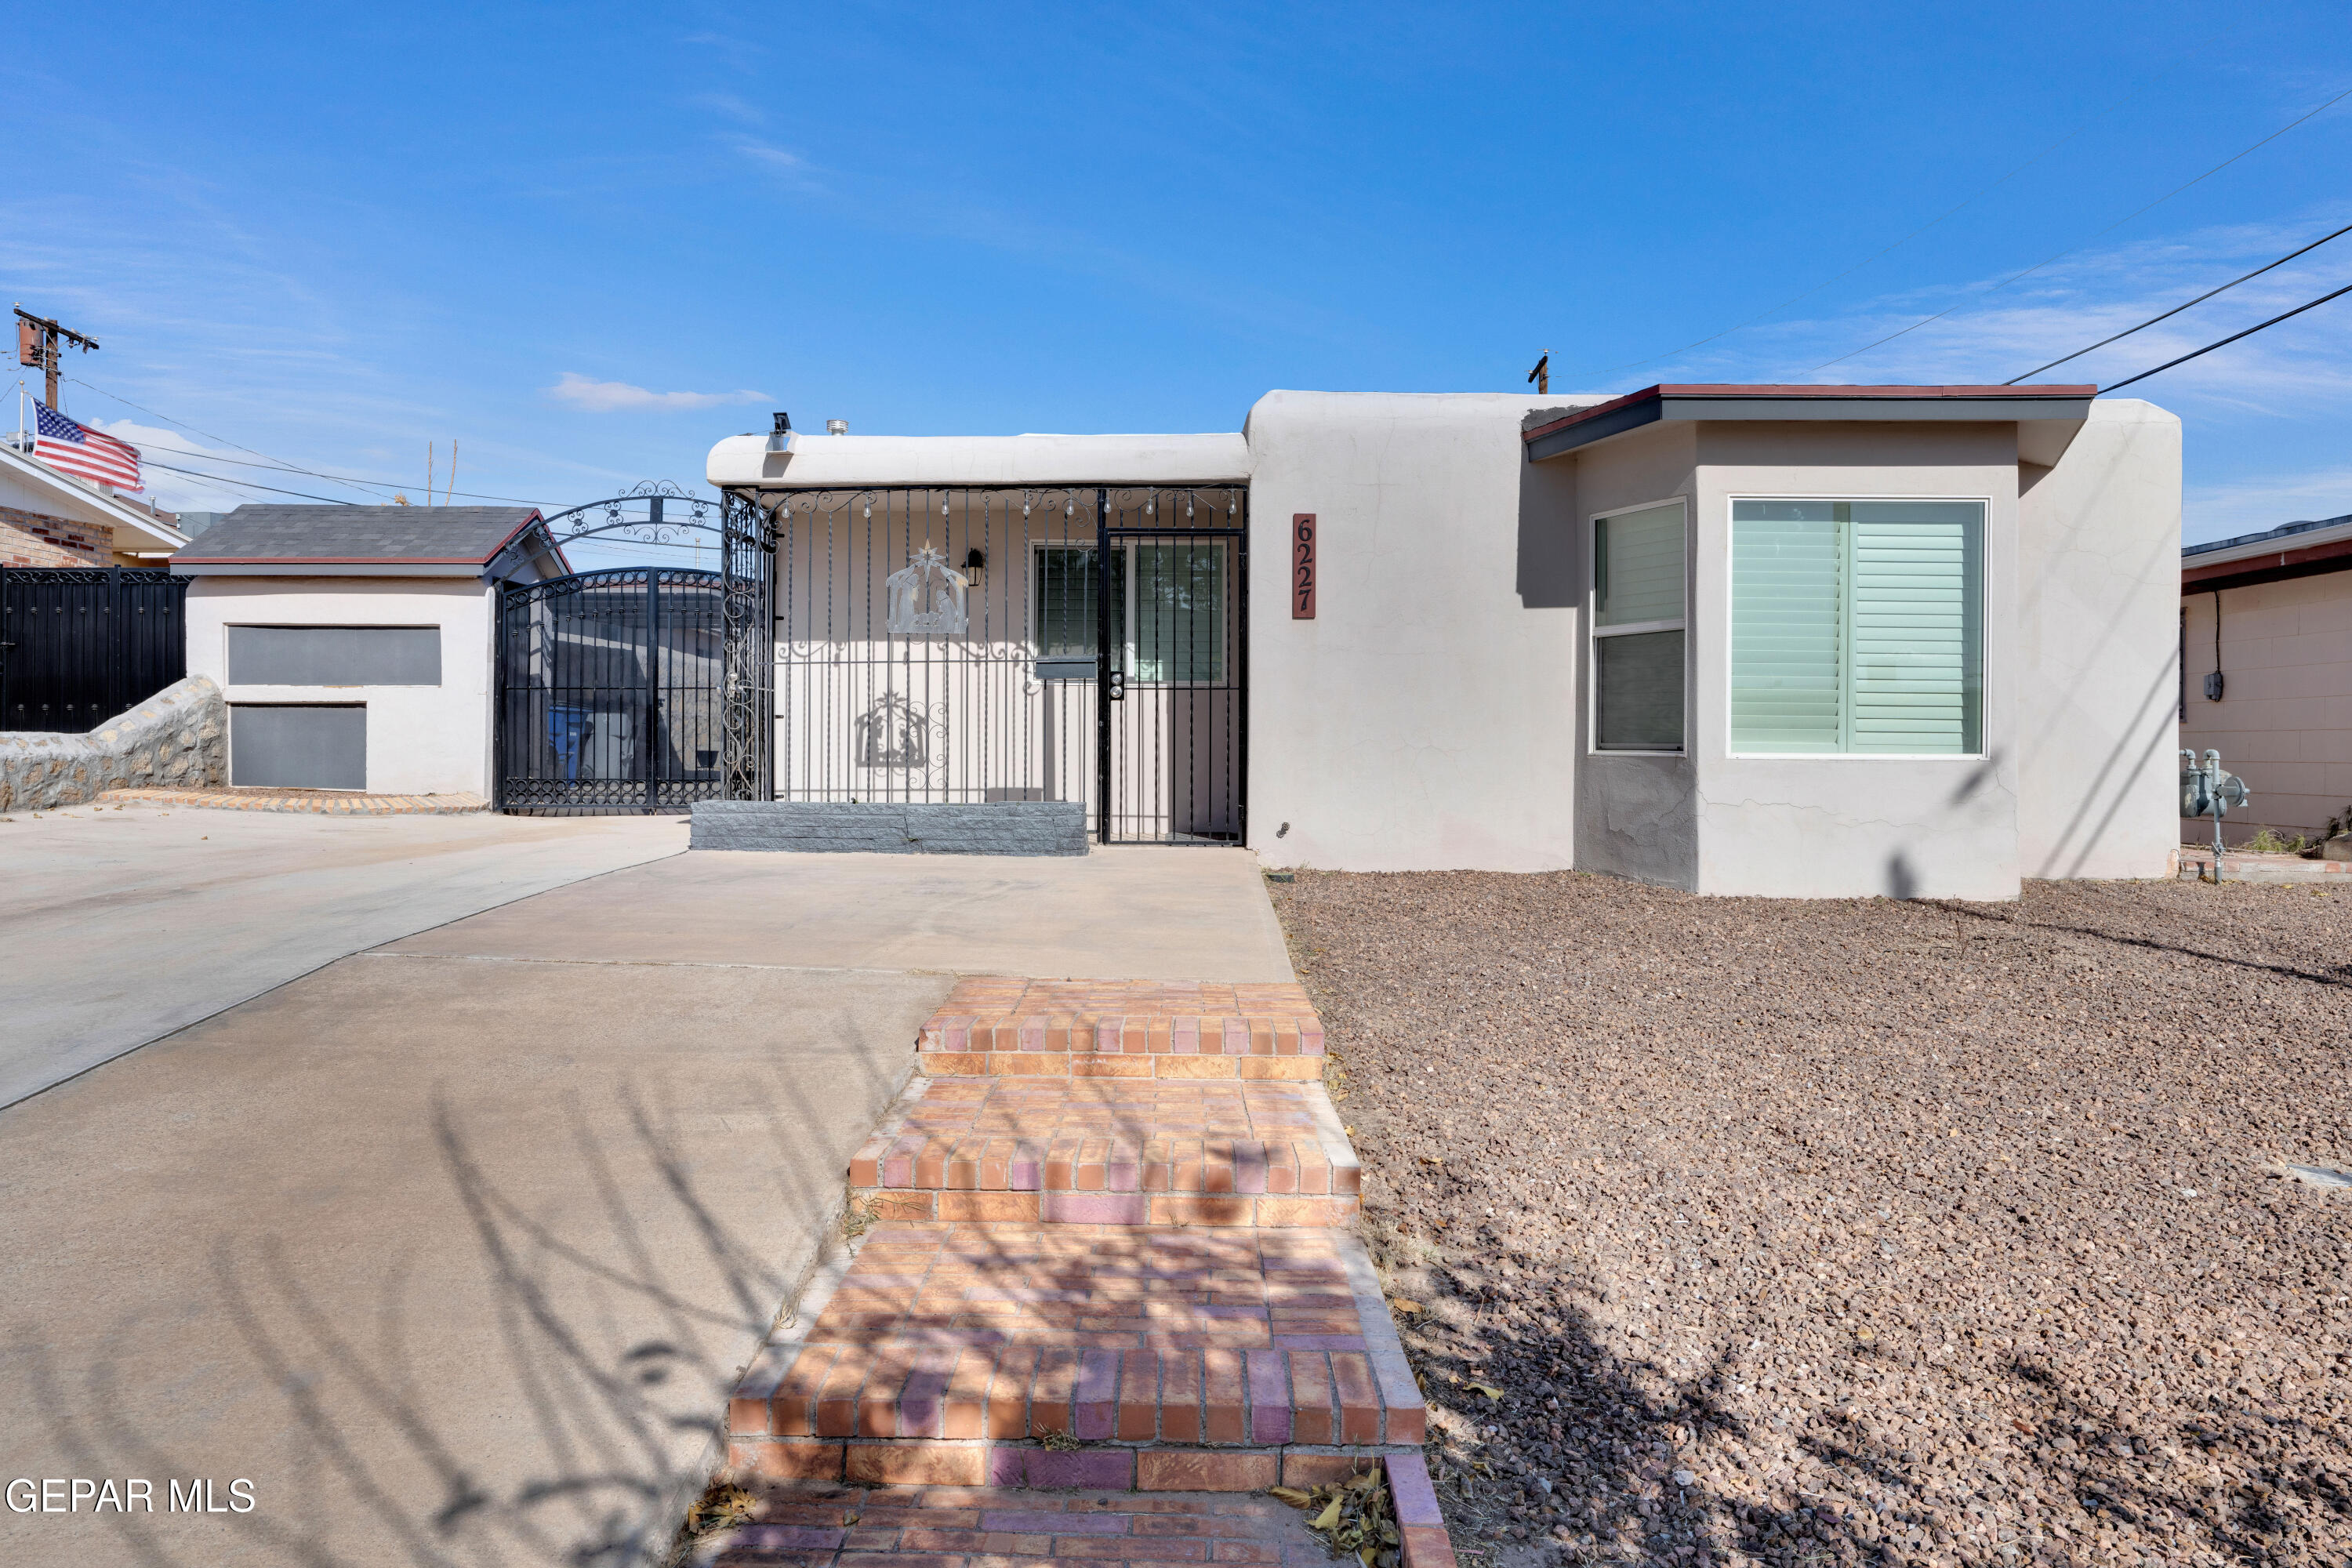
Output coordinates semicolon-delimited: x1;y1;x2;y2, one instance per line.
5;2;2348;562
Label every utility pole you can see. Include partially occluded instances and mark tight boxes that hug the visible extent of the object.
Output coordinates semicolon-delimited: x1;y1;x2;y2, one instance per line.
14;306;100;411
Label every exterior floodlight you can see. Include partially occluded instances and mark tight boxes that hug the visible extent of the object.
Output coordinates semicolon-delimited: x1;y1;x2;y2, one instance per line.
826;419;848;435
766;412;793;454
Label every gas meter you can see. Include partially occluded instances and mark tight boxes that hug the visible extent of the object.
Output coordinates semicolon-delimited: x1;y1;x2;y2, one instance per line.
2180;750;2250;879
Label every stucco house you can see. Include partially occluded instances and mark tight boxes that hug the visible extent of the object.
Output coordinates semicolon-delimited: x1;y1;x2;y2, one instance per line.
2;437;188;567
703;383;2183;898
171;506;568;795
2179;512;2352;843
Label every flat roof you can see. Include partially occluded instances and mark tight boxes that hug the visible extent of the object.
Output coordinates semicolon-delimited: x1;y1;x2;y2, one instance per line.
2183;511;2352;591
1522;383;2099;460
708;431;1251;491
2183;511;2352;559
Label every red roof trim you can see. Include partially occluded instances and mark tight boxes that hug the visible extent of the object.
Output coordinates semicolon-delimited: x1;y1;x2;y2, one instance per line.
1522;383;2100;444
2183;534;2352;588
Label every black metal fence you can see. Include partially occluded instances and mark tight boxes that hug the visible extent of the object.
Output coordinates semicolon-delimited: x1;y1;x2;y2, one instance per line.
494;568;727;812
0;566;188;732
742;485;1247;844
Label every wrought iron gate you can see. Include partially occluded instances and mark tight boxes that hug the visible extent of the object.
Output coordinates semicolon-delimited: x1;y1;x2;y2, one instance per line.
494;568;726;811
742;484;1247;844
0;565;188;732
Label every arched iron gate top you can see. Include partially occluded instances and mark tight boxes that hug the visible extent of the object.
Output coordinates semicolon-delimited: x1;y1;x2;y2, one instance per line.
539;481;723;551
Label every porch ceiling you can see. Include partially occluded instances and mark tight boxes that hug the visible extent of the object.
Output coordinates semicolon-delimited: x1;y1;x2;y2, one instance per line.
706;430;1250;491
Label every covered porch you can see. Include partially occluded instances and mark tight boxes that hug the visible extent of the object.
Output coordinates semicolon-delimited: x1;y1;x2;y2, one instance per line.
710;430;1252;846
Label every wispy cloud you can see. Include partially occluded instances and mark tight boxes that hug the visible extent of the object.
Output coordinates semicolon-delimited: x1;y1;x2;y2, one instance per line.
546;373;772;413
2186;465;2352;543
1684;213;2352;398
87;419;282;512
729;137;826;193
693;91;767;128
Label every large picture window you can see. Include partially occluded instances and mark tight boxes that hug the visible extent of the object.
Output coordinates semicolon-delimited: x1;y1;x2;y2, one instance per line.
1730;499;1984;756
1592;500;1686;752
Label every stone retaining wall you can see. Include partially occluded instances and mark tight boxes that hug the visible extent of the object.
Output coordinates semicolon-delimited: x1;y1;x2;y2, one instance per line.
0;676;226;811
690;800;1088;855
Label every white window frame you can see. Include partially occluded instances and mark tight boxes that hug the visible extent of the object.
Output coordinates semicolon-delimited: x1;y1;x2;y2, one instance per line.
1588;496;1689;757
1723;492;1990;761
1027;539;1230;687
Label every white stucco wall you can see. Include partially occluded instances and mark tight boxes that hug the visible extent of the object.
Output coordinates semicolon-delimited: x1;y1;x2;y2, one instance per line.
185;577;496;796
1687;423;2023;899
1243;390;1593;872
2017;399;2182;877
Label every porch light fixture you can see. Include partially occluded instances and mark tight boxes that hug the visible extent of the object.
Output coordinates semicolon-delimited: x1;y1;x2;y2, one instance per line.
765;412;793;453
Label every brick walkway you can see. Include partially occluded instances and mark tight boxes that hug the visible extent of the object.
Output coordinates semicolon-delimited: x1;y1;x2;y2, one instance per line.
718;977;1454;1568
851;1077;1359;1228
917;978;1324;1080
96;786;489;815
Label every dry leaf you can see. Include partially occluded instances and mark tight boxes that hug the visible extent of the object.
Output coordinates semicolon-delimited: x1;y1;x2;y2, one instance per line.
1391;1300;1421;1315
1269;1486;1313;1507
1312;1497;1344;1531
1466;1381;1505;1399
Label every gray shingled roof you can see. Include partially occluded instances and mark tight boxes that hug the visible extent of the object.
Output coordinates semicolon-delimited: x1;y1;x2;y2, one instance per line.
175;506;542;563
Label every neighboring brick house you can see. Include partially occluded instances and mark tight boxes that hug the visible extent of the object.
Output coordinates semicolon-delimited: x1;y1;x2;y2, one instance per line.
2180;512;2352;841
1;436;189;567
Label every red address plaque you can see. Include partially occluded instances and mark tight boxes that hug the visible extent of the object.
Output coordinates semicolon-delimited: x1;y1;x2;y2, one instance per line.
1292;514;1316;619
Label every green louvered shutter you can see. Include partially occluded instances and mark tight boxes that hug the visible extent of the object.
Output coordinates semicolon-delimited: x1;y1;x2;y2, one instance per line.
1730;503;1843;752
1848;503;1982;754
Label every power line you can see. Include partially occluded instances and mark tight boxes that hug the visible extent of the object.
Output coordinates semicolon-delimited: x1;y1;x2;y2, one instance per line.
1806;78;2352;375
2004;219;2352;382
2101;278;2352;392
142;459;360;505
64;375;557;506
135;437;548;504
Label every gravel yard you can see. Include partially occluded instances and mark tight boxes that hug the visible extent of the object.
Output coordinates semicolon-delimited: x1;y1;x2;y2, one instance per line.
1269;873;2352;1568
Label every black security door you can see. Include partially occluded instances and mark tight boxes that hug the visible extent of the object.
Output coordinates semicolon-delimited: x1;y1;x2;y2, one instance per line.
495;567;725;811
0;566;187;732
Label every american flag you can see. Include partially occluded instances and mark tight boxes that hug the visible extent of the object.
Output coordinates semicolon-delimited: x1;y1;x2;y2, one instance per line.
32;403;143;492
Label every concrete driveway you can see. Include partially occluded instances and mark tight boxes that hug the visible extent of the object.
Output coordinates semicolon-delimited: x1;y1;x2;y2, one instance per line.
0;836;1287;1567
0;802;685;1107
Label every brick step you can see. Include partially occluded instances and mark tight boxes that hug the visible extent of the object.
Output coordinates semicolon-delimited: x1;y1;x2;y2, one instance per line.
917;977;1325;1080
850;1077;1360;1228
697;1468;1457;1567
728;1225;1425;1489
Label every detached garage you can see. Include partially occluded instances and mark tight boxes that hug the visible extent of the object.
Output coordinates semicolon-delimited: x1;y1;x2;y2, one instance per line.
173;507;568;796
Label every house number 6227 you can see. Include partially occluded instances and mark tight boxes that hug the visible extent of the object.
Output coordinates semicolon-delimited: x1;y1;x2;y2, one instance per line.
1292;514;1316;619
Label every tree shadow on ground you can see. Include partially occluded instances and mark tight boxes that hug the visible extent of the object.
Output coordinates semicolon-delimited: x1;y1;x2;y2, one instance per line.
11;1046;895;1568
1374;1221;2349;1568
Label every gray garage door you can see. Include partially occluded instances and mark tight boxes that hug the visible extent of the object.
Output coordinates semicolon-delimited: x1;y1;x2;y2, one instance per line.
230;704;367;789
227;625;441;686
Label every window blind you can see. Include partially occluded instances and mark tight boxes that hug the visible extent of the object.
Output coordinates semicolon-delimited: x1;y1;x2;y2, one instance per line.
1595;502;1685;627
1730;507;1843;752
1849;503;1981;753
1730;500;1982;756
